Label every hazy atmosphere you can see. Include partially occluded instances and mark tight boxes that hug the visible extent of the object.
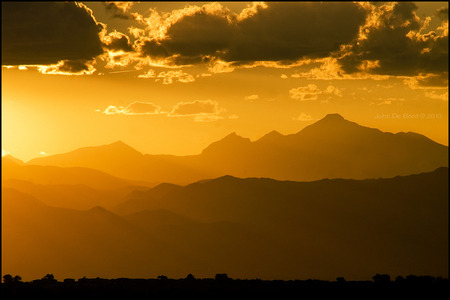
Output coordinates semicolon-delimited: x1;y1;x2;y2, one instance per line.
2;1;448;161
1;1;448;286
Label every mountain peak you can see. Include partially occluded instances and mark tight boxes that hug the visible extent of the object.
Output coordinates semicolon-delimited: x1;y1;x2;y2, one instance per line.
257;130;284;143
106;140;131;148
224;132;243;139
296;113;381;139
99;141;143;156
201;132;251;155
321;113;345;122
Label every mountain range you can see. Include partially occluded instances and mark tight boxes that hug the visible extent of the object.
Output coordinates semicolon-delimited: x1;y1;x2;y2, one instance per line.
2;113;448;281
2;168;448;281
24;114;448;184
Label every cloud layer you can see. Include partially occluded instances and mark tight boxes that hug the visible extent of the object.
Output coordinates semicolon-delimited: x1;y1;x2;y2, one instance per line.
2;2;448;80
2;2;104;65
137;2;367;66
102;99;228;122
338;2;448;77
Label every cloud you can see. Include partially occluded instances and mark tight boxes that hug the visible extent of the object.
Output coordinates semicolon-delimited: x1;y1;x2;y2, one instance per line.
2;2;104;66
244;94;259;101
324;85;344;97
371;97;405;106
289;84;321;101
104;2;134;19
103;31;133;52
133;2;367;67
103;101;163;115
156;70;195;84
403;73;449;89
169;99;224;116
138;70;195;84
292;113;314;121
338;2;448;77
289;84;344;100
436;7;448;21
137;69;156;78
193;115;224;122
225;2;367;63
425;90;448;101
101;99;229;122
37;60;96;75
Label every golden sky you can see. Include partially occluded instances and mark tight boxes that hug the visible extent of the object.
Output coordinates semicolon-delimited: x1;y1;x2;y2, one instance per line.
2;2;448;162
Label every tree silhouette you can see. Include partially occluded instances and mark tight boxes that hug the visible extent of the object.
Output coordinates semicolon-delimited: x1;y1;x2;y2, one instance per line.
41;274;57;283
372;274;390;284
185;273;196;281
3;274;13;284
3;274;22;285
336;277;346;283
215;273;230;281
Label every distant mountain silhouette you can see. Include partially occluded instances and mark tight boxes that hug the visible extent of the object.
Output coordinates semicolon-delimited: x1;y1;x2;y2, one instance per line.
2;154;25;165
3;168;447;281
1;188;205;281
26;114;448;184
1;179;143;210
2;156;154;190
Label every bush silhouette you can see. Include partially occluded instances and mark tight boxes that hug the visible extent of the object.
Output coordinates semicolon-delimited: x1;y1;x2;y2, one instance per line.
3;274;22;285
372;274;390;284
41;274;57;283
185;274;196;281
215;273;231;281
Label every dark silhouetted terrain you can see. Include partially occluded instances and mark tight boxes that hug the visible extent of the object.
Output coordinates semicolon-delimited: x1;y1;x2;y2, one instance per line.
2;155;154;189
26;114;448;184
2;168;447;281
1;179;144;210
1;274;448;300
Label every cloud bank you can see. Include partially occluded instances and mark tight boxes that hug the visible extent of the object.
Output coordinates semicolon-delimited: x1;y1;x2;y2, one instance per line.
2;2;447;81
2;2;104;65
102;99;230;122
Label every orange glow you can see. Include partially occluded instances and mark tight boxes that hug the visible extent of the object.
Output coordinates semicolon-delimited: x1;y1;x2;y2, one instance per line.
1;1;448;282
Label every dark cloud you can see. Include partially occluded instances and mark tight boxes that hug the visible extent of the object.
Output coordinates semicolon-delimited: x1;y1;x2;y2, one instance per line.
104;31;132;52
404;73;449;89
56;60;92;73
104;2;133;20
436;7;448;20
2;2;104;65
140;11;235;60
225;2;367;62
139;2;367;65
338;2;448;76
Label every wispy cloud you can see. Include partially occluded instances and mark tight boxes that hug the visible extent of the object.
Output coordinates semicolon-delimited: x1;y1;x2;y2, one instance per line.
292;112;315;121
100;99;231;122
289;84;344;100
169;99;224;117
244;94;259;101
102;101;164;115
138;70;195;84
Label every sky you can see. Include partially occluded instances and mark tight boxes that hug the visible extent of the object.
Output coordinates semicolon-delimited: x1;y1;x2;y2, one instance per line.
1;1;448;162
